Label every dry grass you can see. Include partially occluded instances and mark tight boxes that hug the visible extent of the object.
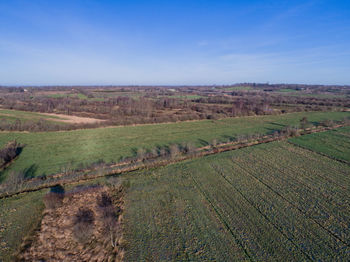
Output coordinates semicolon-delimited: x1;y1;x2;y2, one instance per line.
19;185;125;261
38;112;106;124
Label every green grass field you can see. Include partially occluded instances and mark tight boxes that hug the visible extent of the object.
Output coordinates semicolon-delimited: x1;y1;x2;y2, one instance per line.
48;93;106;101
123;141;350;261
0;109;66;124
0;190;45;261
47;93;87;99
164;94;204;99
92;90;143;99
276;88;299;92
274;91;348;98
289;126;350;162
223;86;252;91
0;111;348;179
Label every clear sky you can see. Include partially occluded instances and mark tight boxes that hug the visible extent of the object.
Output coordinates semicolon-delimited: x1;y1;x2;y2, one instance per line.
0;0;349;85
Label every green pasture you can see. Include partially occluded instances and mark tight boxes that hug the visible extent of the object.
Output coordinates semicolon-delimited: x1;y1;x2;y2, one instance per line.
165;94;204;99
0;111;348;179
274;91;348;98
92;90;143;99
289;126;350;162
223;86;252;91
276;88;299;92
0;190;45;261
0;109;67;124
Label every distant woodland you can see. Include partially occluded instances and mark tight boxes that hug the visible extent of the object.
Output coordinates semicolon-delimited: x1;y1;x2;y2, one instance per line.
0;84;349;131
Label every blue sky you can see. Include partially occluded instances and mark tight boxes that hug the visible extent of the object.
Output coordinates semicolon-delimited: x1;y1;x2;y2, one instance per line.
0;0;349;85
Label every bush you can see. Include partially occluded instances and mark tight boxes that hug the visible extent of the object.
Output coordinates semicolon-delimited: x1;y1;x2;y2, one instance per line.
181;142;196;154
321;119;335;127
97;192;113;208
0;140;23;167
43;185;65;209
1;171;26;193
211;139;218;147
73;208;95;244
97;192;119;247
169;144;180;158
136;148;146;161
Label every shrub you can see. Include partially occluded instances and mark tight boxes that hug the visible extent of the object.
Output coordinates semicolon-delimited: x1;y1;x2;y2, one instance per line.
300;116;309;129
72;208;95;243
169;144;180;158
136;148;146;161
182;142;196;154
97;192;113;208
97;192;119;247
43;185;65;209
0;140;23;167
321;119;334;127
211;139;218;148
1;171;26;193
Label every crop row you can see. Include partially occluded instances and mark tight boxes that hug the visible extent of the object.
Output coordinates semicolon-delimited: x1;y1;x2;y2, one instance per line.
123;141;350;261
229;143;350;245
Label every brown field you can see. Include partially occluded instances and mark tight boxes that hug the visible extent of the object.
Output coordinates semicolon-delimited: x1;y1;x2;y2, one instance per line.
38;112;106;124
19;185;124;261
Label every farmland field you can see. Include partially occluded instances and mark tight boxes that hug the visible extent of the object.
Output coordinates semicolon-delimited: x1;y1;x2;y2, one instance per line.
278;93;349;98
123;141;350;261
289;126;350;162
0;190;45;261
0;109;67;124
0;111;348;179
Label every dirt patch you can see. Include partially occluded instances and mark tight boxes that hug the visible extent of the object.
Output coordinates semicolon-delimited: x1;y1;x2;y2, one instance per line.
18;185;125;261
38;112;106;124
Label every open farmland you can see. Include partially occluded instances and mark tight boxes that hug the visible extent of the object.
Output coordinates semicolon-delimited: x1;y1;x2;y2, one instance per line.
0;111;349;179
2;0;350;260
123;141;350;261
289;126;350;163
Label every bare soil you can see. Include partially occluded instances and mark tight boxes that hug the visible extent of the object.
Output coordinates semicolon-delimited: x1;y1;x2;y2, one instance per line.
18;185;124;262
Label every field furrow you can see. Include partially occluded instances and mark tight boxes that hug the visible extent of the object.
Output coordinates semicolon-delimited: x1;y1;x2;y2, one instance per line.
229;143;350;245
123;139;350;261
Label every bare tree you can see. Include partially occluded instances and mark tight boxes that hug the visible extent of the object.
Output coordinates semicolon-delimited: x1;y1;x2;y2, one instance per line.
97;192;119;248
300;116;309;129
